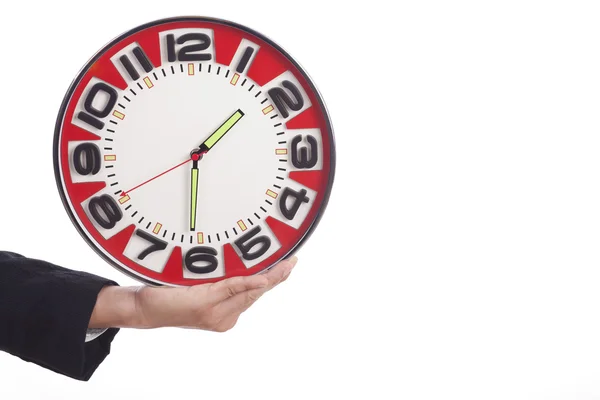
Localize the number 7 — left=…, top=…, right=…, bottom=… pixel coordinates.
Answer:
left=135, top=230, right=168, bottom=260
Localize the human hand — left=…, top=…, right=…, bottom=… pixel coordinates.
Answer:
left=89, top=257, right=297, bottom=332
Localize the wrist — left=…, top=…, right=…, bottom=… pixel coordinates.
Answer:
left=132, top=286, right=158, bottom=329
left=132, top=286, right=185, bottom=329
left=89, top=285, right=139, bottom=329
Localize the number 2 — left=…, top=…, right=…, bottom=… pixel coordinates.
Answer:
left=268, top=81, right=304, bottom=118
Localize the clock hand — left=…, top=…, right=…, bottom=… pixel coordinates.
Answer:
left=121, top=157, right=192, bottom=197
left=198, top=109, right=244, bottom=153
left=188, top=110, right=243, bottom=230
left=189, top=151, right=204, bottom=231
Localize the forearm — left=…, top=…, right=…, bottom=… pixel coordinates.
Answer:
left=89, top=286, right=180, bottom=329
left=88, top=286, right=142, bottom=329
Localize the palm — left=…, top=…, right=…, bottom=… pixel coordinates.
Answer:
left=134, top=258, right=296, bottom=331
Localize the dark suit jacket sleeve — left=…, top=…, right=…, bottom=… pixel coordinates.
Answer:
left=0, top=251, right=120, bottom=381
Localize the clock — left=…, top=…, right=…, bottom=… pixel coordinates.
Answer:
left=53, top=17, right=336, bottom=286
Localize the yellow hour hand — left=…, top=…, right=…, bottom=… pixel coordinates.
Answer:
left=198, top=109, right=244, bottom=152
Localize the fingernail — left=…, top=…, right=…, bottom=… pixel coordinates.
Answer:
left=288, top=256, right=298, bottom=268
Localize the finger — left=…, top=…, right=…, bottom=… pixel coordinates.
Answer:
left=210, top=274, right=269, bottom=303
left=261, top=256, right=298, bottom=289
left=218, top=286, right=268, bottom=317
left=218, top=257, right=298, bottom=316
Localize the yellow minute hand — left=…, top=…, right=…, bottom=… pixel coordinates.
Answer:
left=190, top=161, right=199, bottom=231
left=199, top=109, right=245, bottom=152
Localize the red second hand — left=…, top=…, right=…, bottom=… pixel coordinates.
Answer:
left=121, top=158, right=193, bottom=197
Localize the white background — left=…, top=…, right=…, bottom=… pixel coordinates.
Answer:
left=1, top=1, right=600, bottom=399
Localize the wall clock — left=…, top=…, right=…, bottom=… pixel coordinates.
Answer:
left=53, top=17, right=336, bottom=286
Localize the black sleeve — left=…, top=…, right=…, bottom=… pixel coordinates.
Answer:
left=0, top=251, right=120, bottom=381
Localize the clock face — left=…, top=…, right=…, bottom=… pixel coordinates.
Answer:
left=54, top=17, right=335, bottom=286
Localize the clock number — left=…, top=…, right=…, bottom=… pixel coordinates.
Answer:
left=135, top=230, right=167, bottom=260
left=120, top=46, right=154, bottom=80
left=88, top=195, right=122, bottom=230
left=279, top=187, right=310, bottom=220
left=185, top=246, right=218, bottom=274
left=77, top=82, right=118, bottom=130
left=234, top=227, right=272, bottom=261
left=166, top=33, right=212, bottom=62
left=267, top=80, right=304, bottom=119
left=291, top=134, right=319, bottom=169
left=236, top=46, right=255, bottom=73
left=73, top=143, right=101, bottom=175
